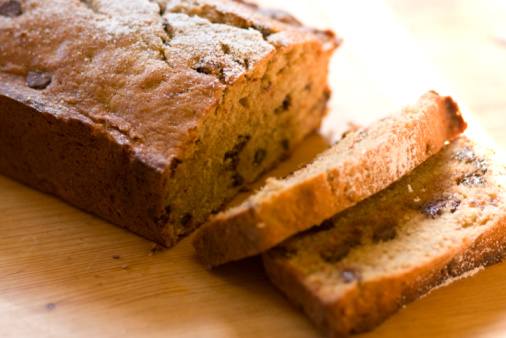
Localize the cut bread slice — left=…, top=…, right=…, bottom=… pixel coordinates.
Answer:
left=263, top=136, right=506, bottom=337
left=193, top=91, right=467, bottom=267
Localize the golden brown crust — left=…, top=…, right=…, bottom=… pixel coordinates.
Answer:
left=193, top=91, right=467, bottom=267
left=262, top=137, right=506, bottom=337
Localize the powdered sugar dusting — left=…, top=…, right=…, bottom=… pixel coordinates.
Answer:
left=163, top=12, right=274, bottom=83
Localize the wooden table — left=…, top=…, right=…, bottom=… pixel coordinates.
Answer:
left=2, top=1, right=506, bottom=337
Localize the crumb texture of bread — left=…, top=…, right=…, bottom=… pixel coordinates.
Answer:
left=263, top=136, right=506, bottom=337
left=193, top=91, right=467, bottom=267
left=0, top=0, right=338, bottom=246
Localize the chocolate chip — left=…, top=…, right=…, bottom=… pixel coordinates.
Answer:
left=321, top=246, right=352, bottom=263
left=169, top=158, right=182, bottom=178
left=373, top=225, right=396, bottom=243
left=425, top=143, right=431, bottom=155
left=341, top=270, right=361, bottom=283
left=0, top=0, right=22, bottom=17
left=421, top=198, right=447, bottom=218
left=231, top=173, right=244, bottom=187
left=181, top=213, right=192, bottom=227
left=251, top=23, right=273, bottom=40
left=320, top=232, right=361, bottom=263
left=224, top=135, right=250, bottom=170
left=194, top=59, right=226, bottom=83
left=450, top=199, right=461, bottom=213
left=26, top=70, right=52, bottom=90
left=421, top=197, right=461, bottom=218
left=275, top=95, right=292, bottom=113
left=253, top=149, right=266, bottom=166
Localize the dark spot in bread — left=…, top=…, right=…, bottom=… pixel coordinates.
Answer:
left=0, top=0, right=22, bottom=17
left=305, top=218, right=334, bottom=234
left=194, top=59, right=226, bottom=83
left=26, top=70, right=52, bottom=90
left=315, top=88, right=331, bottom=115
left=169, top=158, right=182, bottom=178
left=275, top=94, right=292, bottom=114
left=341, top=270, right=361, bottom=283
left=373, top=225, right=396, bottom=243
left=450, top=199, right=461, bottom=213
left=181, top=213, right=192, bottom=227
left=46, top=303, right=55, bottom=311
left=239, top=97, right=249, bottom=108
left=153, top=205, right=171, bottom=226
left=281, top=139, right=290, bottom=151
left=251, top=23, right=273, bottom=40
left=421, top=198, right=446, bottom=218
left=112, top=254, right=120, bottom=259
left=224, top=135, right=251, bottom=170
left=231, top=173, right=244, bottom=187
left=320, top=231, right=361, bottom=263
left=425, top=143, right=431, bottom=155
left=304, top=83, right=312, bottom=91
left=421, top=196, right=461, bottom=218
left=253, top=148, right=266, bottom=166
left=321, top=246, right=352, bottom=264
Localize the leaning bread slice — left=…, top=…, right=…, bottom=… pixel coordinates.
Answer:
left=263, top=136, right=506, bottom=337
left=193, top=91, right=467, bottom=267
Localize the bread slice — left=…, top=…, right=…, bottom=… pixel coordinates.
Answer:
left=193, top=91, right=467, bottom=267
left=263, top=136, right=506, bottom=337
left=0, top=0, right=337, bottom=247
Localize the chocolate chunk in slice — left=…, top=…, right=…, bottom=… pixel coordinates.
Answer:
left=0, top=0, right=22, bottom=17
left=26, top=70, right=52, bottom=90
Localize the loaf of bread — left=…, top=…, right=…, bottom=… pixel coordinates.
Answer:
left=263, top=136, right=506, bottom=337
left=0, top=0, right=338, bottom=246
left=193, top=91, right=467, bottom=267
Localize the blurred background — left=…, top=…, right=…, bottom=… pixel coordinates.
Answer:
left=258, top=0, right=506, bottom=147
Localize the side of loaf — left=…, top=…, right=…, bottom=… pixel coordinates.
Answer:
left=263, top=136, right=506, bottom=337
left=193, top=91, right=467, bottom=267
left=0, top=0, right=338, bottom=246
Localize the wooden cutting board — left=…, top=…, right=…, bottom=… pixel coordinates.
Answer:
left=2, top=1, right=506, bottom=337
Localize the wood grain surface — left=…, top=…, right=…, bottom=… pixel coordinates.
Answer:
left=2, top=1, right=506, bottom=337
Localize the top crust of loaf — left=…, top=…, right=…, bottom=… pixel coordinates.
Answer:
left=0, top=0, right=338, bottom=171
left=193, top=91, right=467, bottom=268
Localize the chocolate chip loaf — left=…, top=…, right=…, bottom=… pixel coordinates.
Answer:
left=263, top=136, right=506, bottom=337
left=193, top=91, right=467, bottom=267
left=0, top=0, right=338, bottom=246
